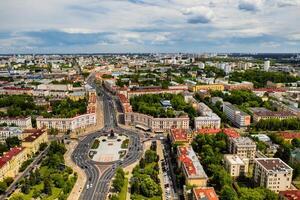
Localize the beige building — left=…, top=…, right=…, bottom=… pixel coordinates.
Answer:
left=22, top=129, right=48, bottom=155
left=253, top=158, right=293, bottom=193
left=190, top=84, right=224, bottom=92
left=0, top=147, right=27, bottom=181
left=125, top=112, right=189, bottom=132
left=224, top=154, right=249, bottom=177
left=229, top=137, right=256, bottom=161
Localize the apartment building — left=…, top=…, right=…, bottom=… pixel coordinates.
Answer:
left=0, top=116, right=32, bottom=129
left=191, top=84, right=224, bottom=92
left=22, top=129, right=48, bottom=155
left=194, top=114, right=221, bottom=130
left=177, top=146, right=208, bottom=187
left=36, top=113, right=96, bottom=132
left=0, top=87, right=33, bottom=95
left=0, top=147, right=27, bottom=181
left=0, top=127, right=22, bottom=142
left=253, top=158, right=293, bottom=192
left=229, top=137, right=256, bottom=160
left=224, top=154, right=249, bottom=177
left=224, top=81, right=254, bottom=91
left=192, top=187, right=219, bottom=200
left=250, top=107, right=297, bottom=122
left=223, top=102, right=251, bottom=127
left=125, top=112, right=189, bottom=132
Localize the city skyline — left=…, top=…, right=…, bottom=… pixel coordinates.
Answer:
left=0, top=0, right=300, bottom=54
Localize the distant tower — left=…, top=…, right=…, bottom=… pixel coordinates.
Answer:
left=264, top=60, right=270, bottom=71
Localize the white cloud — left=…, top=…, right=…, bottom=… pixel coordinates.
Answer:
left=238, top=0, right=263, bottom=11
left=182, top=6, right=215, bottom=24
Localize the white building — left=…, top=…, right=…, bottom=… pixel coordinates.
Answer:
left=253, top=158, right=293, bottom=193
left=223, top=102, right=251, bottom=127
left=194, top=113, right=221, bottom=130
left=224, top=154, right=249, bottom=177
left=264, top=60, right=270, bottom=72
left=0, top=117, right=32, bottom=129
left=36, top=113, right=96, bottom=132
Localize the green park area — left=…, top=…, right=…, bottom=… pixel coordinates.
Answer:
left=9, top=141, right=77, bottom=200
left=229, top=69, right=300, bottom=88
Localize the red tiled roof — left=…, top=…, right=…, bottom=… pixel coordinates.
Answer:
left=279, top=132, right=300, bottom=139
left=171, top=128, right=188, bottom=142
left=279, top=190, right=300, bottom=200
left=117, top=94, right=129, bottom=103
left=0, top=147, right=25, bottom=168
left=178, top=146, right=197, bottom=176
left=193, top=187, right=219, bottom=200
left=23, top=129, right=45, bottom=142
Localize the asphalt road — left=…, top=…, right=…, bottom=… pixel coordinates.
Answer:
left=72, top=74, right=143, bottom=200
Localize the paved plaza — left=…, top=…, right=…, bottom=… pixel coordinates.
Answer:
left=90, top=133, right=128, bottom=162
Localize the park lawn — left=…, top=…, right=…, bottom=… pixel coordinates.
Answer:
left=121, top=139, right=129, bottom=149
left=131, top=194, right=162, bottom=200
left=91, top=139, right=100, bottom=149
left=118, top=177, right=129, bottom=200
left=9, top=183, right=62, bottom=200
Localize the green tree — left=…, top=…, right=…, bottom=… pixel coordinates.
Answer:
left=43, top=179, right=52, bottom=195
left=0, top=181, right=7, bottom=194
left=220, top=185, right=238, bottom=200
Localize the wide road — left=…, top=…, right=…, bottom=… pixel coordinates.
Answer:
left=72, top=75, right=143, bottom=200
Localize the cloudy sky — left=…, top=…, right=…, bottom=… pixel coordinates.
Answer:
left=0, top=0, right=299, bottom=53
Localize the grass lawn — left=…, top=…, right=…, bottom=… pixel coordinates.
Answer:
left=118, top=177, right=129, bottom=200
left=121, top=139, right=129, bottom=149
left=9, top=183, right=62, bottom=200
left=91, top=139, right=100, bottom=149
left=131, top=194, right=162, bottom=200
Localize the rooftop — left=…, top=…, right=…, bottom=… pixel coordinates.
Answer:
left=178, top=146, right=207, bottom=179
left=279, top=190, right=300, bottom=200
left=171, top=128, right=189, bottom=142
left=193, top=187, right=219, bottom=200
left=196, top=128, right=240, bottom=138
left=231, top=137, right=256, bottom=147
left=23, top=128, right=46, bottom=142
left=224, top=154, right=246, bottom=165
left=255, top=158, right=292, bottom=172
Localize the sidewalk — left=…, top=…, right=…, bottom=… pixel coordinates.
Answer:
left=64, top=140, right=87, bottom=200
left=156, top=140, right=166, bottom=200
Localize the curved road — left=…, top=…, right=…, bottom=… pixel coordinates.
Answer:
left=72, top=78, right=143, bottom=200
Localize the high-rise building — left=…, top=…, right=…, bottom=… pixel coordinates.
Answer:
left=264, top=60, right=270, bottom=71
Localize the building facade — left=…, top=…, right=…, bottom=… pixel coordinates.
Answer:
left=0, top=116, right=32, bottom=129
left=229, top=137, right=256, bottom=160
left=125, top=112, right=189, bottom=132
left=224, top=154, right=249, bottom=177
left=223, top=102, right=251, bottom=127
left=0, top=147, right=27, bottom=181
left=253, top=158, right=293, bottom=193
